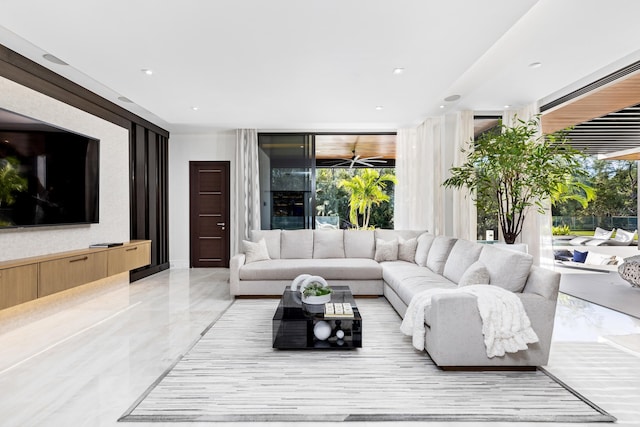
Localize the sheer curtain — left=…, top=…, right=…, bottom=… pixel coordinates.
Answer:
left=395, top=117, right=445, bottom=234
left=233, top=129, right=261, bottom=255
left=451, top=111, right=476, bottom=241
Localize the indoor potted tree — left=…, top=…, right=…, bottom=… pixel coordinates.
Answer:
left=443, top=115, right=588, bottom=244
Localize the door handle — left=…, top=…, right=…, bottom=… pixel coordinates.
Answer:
left=217, top=222, right=226, bottom=230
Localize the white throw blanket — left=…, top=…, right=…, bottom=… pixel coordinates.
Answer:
left=399, top=285, right=539, bottom=358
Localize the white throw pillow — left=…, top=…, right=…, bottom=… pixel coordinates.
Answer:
left=397, top=237, right=418, bottom=263
left=585, top=251, right=617, bottom=265
left=458, top=261, right=491, bottom=287
left=374, top=238, right=398, bottom=262
left=242, top=238, right=271, bottom=263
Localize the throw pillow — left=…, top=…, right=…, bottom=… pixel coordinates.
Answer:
left=572, top=250, right=588, bottom=263
left=374, top=238, right=398, bottom=262
left=585, top=251, right=617, bottom=265
left=458, top=261, right=491, bottom=287
left=397, top=237, right=418, bottom=263
left=242, top=238, right=271, bottom=263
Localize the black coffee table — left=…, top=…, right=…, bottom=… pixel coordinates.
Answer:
left=272, top=285, right=362, bottom=349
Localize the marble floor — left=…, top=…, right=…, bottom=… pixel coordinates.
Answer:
left=0, top=268, right=639, bottom=427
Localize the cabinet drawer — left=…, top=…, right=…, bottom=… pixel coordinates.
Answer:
left=39, top=252, right=108, bottom=297
left=0, top=264, right=38, bottom=310
left=107, top=242, right=151, bottom=276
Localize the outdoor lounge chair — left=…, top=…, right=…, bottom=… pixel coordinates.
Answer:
left=569, top=227, right=614, bottom=245
left=606, top=228, right=636, bottom=246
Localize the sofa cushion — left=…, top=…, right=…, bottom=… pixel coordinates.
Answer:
left=426, top=236, right=457, bottom=274
left=375, top=238, right=398, bottom=262
left=313, top=230, right=345, bottom=258
left=414, top=233, right=435, bottom=266
left=281, top=229, right=313, bottom=259
left=478, top=244, right=533, bottom=293
left=375, top=229, right=426, bottom=242
left=249, top=229, right=281, bottom=259
left=344, top=230, right=375, bottom=259
left=442, top=239, right=483, bottom=283
left=242, top=238, right=271, bottom=263
left=457, top=261, right=490, bottom=287
left=239, top=258, right=382, bottom=281
left=381, top=261, right=456, bottom=305
left=398, top=237, right=418, bottom=263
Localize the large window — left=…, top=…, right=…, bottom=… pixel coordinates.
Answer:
left=258, top=133, right=396, bottom=230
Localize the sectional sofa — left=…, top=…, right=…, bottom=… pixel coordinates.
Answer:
left=230, top=229, right=560, bottom=368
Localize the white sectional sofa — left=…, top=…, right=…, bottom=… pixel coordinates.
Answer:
left=230, top=229, right=560, bottom=368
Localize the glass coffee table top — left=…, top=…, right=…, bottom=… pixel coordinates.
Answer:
left=272, top=285, right=362, bottom=349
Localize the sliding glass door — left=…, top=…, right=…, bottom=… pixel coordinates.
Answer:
left=258, top=134, right=314, bottom=230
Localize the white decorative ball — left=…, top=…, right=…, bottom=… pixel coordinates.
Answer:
left=335, top=329, right=345, bottom=339
left=313, top=321, right=332, bottom=341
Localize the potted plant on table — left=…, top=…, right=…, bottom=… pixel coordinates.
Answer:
left=443, top=115, right=589, bottom=244
left=302, top=281, right=333, bottom=304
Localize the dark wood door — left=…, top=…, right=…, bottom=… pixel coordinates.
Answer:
left=189, top=161, right=230, bottom=267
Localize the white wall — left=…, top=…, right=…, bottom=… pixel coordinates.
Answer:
left=168, top=131, right=236, bottom=268
left=0, top=76, right=129, bottom=262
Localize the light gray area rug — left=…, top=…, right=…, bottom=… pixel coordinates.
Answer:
left=560, top=270, right=640, bottom=319
left=120, top=298, right=615, bottom=423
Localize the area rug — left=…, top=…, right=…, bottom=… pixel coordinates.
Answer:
left=119, top=298, right=615, bottom=423
left=559, top=270, right=640, bottom=319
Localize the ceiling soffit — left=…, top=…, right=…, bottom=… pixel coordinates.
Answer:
left=541, top=61, right=640, bottom=156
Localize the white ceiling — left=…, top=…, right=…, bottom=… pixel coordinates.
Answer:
left=1, top=0, right=640, bottom=134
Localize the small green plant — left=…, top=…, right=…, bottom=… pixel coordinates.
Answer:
left=552, top=225, right=571, bottom=236
left=302, top=282, right=333, bottom=297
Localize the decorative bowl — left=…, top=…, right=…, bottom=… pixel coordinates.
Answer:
left=302, top=293, right=331, bottom=305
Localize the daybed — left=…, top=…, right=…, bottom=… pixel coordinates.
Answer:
left=230, top=229, right=560, bottom=368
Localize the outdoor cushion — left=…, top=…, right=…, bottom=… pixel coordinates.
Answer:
left=313, top=230, right=345, bottom=258
left=573, top=250, right=588, bottom=263
left=281, top=229, right=313, bottom=259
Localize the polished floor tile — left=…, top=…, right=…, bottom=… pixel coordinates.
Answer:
left=0, top=268, right=638, bottom=427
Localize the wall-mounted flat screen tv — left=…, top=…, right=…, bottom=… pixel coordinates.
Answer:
left=0, top=108, right=99, bottom=229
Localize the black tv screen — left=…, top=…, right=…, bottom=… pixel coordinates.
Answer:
left=0, top=108, right=99, bottom=229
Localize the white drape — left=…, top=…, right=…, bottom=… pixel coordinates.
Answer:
left=233, top=129, right=261, bottom=256
left=395, top=117, right=445, bottom=234
left=395, top=113, right=475, bottom=239
left=451, top=111, right=476, bottom=241
left=502, top=103, right=552, bottom=266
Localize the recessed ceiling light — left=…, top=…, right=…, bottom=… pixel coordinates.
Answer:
left=392, top=68, right=405, bottom=75
left=375, top=106, right=384, bottom=111
left=444, top=94, right=461, bottom=102
left=42, top=53, right=68, bottom=65
left=141, top=68, right=154, bottom=75
left=191, top=106, right=199, bottom=111
left=528, top=62, right=542, bottom=69
left=504, top=105, right=511, bottom=109
left=439, top=105, right=445, bottom=109
left=118, top=96, right=133, bottom=103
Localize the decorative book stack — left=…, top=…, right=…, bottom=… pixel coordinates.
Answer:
left=324, top=302, right=354, bottom=318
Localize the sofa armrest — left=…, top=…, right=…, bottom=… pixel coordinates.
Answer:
left=230, top=253, right=246, bottom=296
left=426, top=290, right=557, bottom=366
